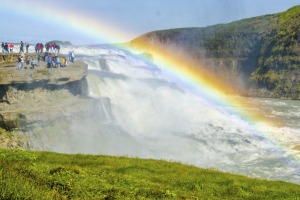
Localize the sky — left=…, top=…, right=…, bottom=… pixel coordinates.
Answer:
left=0, top=0, right=300, bottom=45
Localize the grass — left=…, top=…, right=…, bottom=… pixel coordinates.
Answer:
left=0, top=149, right=300, bottom=199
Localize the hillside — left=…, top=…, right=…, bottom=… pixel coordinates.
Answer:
left=131, top=6, right=300, bottom=99
left=1, top=148, right=300, bottom=199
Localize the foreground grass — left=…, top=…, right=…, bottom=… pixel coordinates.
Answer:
left=0, top=149, right=300, bottom=199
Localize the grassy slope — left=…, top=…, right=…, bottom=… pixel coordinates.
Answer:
left=1, top=149, right=300, bottom=199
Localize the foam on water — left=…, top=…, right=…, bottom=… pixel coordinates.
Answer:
left=12, top=44, right=299, bottom=183
left=79, top=45, right=300, bottom=183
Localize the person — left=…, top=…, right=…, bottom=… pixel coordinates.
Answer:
left=1, top=42, right=4, bottom=53
left=17, top=55, right=23, bottom=70
left=4, top=43, right=8, bottom=53
left=71, top=51, right=75, bottom=63
left=37, top=54, right=41, bottom=67
left=25, top=57, right=30, bottom=69
left=9, top=43, right=14, bottom=53
left=45, top=43, right=49, bottom=52
left=63, top=57, right=68, bottom=67
left=61, top=57, right=65, bottom=67
left=31, top=59, right=37, bottom=69
left=36, top=43, right=41, bottom=53
left=49, top=43, right=53, bottom=52
left=47, top=56, right=52, bottom=68
left=20, top=41, right=24, bottom=53
left=54, top=56, right=60, bottom=68
left=40, top=43, right=44, bottom=53
left=35, top=43, right=38, bottom=53
left=57, top=44, right=60, bottom=54
left=26, top=43, right=29, bottom=53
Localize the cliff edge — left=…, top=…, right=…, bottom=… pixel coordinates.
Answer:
left=0, top=53, right=98, bottom=149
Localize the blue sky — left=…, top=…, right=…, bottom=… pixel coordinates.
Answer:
left=0, top=0, right=300, bottom=45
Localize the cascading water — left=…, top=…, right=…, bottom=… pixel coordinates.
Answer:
left=42, top=45, right=300, bottom=184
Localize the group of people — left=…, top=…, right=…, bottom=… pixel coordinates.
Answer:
left=1, top=42, right=14, bottom=53
left=45, top=43, right=61, bottom=53
left=3, top=40, right=76, bottom=70
left=34, top=43, right=44, bottom=54
left=2, top=41, right=40, bottom=53
left=19, top=41, right=30, bottom=53
left=2, top=41, right=63, bottom=54
left=18, top=53, right=69, bottom=70
left=45, top=53, right=68, bottom=68
left=17, top=53, right=41, bottom=70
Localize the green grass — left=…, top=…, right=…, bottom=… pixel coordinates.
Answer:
left=0, top=148, right=300, bottom=199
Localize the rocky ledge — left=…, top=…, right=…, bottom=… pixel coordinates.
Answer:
left=0, top=53, right=100, bottom=149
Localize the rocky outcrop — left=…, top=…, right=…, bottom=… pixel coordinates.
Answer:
left=0, top=53, right=97, bottom=132
left=0, top=128, right=29, bottom=149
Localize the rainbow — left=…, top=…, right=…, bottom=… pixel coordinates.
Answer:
left=1, top=1, right=299, bottom=159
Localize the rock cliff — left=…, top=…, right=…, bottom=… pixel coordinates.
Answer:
left=131, top=6, right=300, bottom=99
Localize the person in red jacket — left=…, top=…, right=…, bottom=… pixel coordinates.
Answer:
left=9, top=43, right=14, bottom=53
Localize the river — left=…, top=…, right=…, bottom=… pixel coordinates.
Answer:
left=49, top=44, right=300, bottom=184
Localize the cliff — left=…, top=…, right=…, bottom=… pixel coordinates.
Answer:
left=0, top=53, right=99, bottom=149
left=131, top=6, right=300, bottom=99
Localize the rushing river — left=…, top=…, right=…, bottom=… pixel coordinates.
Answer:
left=36, top=44, right=300, bottom=184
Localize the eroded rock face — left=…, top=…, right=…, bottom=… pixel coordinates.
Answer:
left=0, top=129, right=29, bottom=149
left=0, top=53, right=19, bottom=64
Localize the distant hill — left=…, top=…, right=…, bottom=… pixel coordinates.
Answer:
left=131, top=6, right=300, bottom=99
left=46, top=40, right=72, bottom=45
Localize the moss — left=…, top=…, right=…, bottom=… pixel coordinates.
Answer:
left=0, top=127, right=13, bottom=137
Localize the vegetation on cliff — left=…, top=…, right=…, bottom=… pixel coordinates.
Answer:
left=252, top=6, right=300, bottom=99
left=131, top=6, right=300, bottom=99
left=0, top=148, right=300, bottom=199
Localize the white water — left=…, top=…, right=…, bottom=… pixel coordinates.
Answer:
left=36, top=45, right=300, bottom=184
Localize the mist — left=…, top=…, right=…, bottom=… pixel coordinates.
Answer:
left=24, top=44, right=300, bottom=184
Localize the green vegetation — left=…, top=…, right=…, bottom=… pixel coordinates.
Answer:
left=131, top=6, right=300, bottom=99
left=0, top=148, right=300, bottom=199
left=254, top=6, right=300, bottom=98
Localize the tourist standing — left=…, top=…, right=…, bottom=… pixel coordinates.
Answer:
left=4, top=43, right=8, bottom=53
left=9, top=43, right=14, bottom=53
left=71, top=51, right=75, bottom=63
left=40, top=43, right=44, bottom=53
left=18, top=55, right=23, bottom=70
left=20, top=41, right=24, bottom=53
left=26, top=43, right=29, bottom=53
left=37, top=54, right=41, bottom=67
